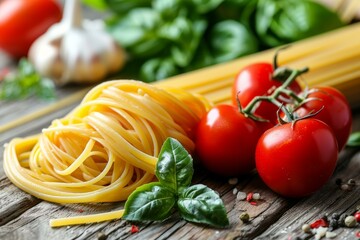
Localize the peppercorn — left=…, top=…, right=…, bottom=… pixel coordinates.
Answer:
left=338, top=214, right=348, bottom=227
left=240, top=212, right=250, bottom=223
left=328, top=219, right=339, bottom=231
left=347, top=179, right=356, bottom=186
left=331, top=212, right=340, bottom=220
left=335, top=178, right=342, bottom=186
left=344, top=216, right=357, bottom=228
left=96, top=232, right=107, bottom=240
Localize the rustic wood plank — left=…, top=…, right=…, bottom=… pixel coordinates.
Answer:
left=255, top=150, right=360, bottom=240
left=0, top=178, right=40, bottom=226
left=0, top=101, right=359, bottom=239
left=0, top=86, right=84, bottom=126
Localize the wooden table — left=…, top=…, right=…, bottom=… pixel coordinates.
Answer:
left=0, top=77, right=359, bottom=240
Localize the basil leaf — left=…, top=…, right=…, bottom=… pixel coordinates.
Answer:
left=153, top=0, right=186, bottom=19
left=177, top=184, right=229, bottom=228
left=256, top=0, right=343, bottom=47
left=156, top=138, right=194, bottom=193
left=209, top=20, right=258, bottom=64
left=164, top=18, right=206, bottom=67
left=347, top=132, right=360, bottom=147
left=82, top=0, right=108, bottom=10
left=0, top=59, right=56, bottom=101
left=190, top=0, right=224, bottom=14
left=105, top=0, right=151, bottom=15
left=123, top=182, right=176, bottom=221
left=140, top=58, right=179, bottom=82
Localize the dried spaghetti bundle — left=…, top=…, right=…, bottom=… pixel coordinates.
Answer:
left=4, top=80, right=209, bottom=203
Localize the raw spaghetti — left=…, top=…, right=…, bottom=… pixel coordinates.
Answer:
left=3, top=80, right=210, bottom=207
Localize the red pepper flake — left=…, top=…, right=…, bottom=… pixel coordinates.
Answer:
left=246, top=192, right=253, bottom=202
left=131, top=225, right=139, bottom=234
left=78, top=209, right=84, bottom=213
left=356, top=231, right=360, bottom=238
left=250, top=201, right=257, bottom=206
left=354, top=212, right=360, bottom=223
left=310, top=218, right=328, bottom=229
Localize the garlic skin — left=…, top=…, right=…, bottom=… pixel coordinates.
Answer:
left=28, top=0, right=126, bottom=85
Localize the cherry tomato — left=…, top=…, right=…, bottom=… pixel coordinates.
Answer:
left=232, top=63, right=302, bottom=124
left=0, top=0, right=62, bottom=58
left=256, top=118, right=338, bottom=198
left=295, top=86, right=352, bottom=151
left=195, top=104, right=262, bottom=177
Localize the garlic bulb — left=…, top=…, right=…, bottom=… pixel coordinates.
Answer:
left=28, top=0, right=126, bottom=85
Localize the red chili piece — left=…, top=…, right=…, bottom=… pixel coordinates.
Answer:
left=246, top=192, right=253, bottom=202
left=356, top=231, right=360, bottom=238
left=310, top=218, right=328, bottom=229
left=131, top=225, right=139, bottom=234
left=250, top=201, right=257, bottom=206
left=354, top=212, right=360, bottom=223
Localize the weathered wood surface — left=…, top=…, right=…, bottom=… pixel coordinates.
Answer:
left=0, top=85, right=359, bottom=240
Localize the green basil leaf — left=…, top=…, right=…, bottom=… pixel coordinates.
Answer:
left=105, top=0, right=151, bottom=15
left=256, top=0, right=344, bottom=47
left=166, top=18, right=207, bottom=67
left=347, top=132, right=360, bottom=147
left=109, top=8, right=165, bottom=57
left=178, top=184, right=229, bottom=228
left=123, top=182, right=176, bottom=221
left=190, top=0, right=224, bottom=14
left=156, top=138, right=194, bottom=193
left=82, top=0, right=108, bottom=10
left=153, top=0, right=186, bottom=19
left=0, top=59, right=56, bottom=101
left=209, top=20, right=258, bottom=64
left=140, top=58, right=179, bottom=82
left=186, top=44, right=214, bottom=72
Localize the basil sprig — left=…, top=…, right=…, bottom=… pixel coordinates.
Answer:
left=123, top=138, right=229, bottom=228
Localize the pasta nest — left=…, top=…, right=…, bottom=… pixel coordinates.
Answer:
left=4, top=80, right=210, bottom=203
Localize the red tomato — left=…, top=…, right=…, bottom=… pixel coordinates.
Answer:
left=232, top=63, right=302, bottom=124
left=0, top=0, right=62, bottom=58
left=195, top=104, right=262, bottom=177
left=256, top=119, right=338, bottom=198
left=295, top=86, right=352, bottom=151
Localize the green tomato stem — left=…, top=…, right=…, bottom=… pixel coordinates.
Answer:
left=242, top=67, right=309, bottom=120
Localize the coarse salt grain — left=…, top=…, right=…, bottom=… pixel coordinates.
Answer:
left=252, top=193, right=261, bottom=200
left=315, top=227, right=328, bottom=239
left=233, top=188, right=238, bottom=195
left=325, top=231, right=337, bottom=239
left=236, top=191, right=247, bottom=200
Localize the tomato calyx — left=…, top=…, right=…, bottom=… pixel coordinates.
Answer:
left=240, top=67, right=309, bottom=122
left=277, top=104, right=325, bottom=129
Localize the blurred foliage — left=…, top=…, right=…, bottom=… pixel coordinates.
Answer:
left=84, top=0, right=344, bottom=82
left=0, top=59, right=55, bottom=100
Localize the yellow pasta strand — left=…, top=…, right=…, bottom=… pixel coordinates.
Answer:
left=3, top=80, right=209, bottom=206
left=49, top=210, right=125, bottom=227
